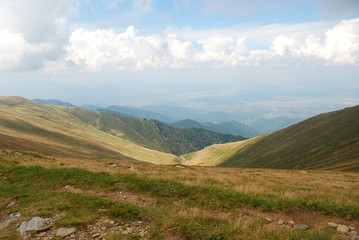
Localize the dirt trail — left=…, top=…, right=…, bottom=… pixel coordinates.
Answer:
left=57, top=185, right=157, bottom=208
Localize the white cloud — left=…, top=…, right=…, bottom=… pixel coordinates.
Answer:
left=66, top=18, right=359, bottom=71
left=66, top=26, right=194, bottom=70
left=0, top=0, right=73, bottom=71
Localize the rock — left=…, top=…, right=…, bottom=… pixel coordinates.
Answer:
left=0, top=212, right=21, bottom=230
left=349, top=227, right=356, bottom=231
left=288, top=220, right=295, bottom=225
left=101, top=226, right=106, bottom=231
left=327, top=222, right=338, bottom=228
left=7, top=201, right=17, bottom=208
left=18, top=217, right=46, bottom=234
left=349, top=231, right=358, bottom=238
left=294, top=224, right=309, bottom=230
left=265, top=218, right=272, bottom=222
left=277, top=220, right=284, bottom=225
left=55, top=227, right=77, bottom=237
left=337, top=225, right=349, bottom=233
left=128, top=167, right=136, bottom=171
left=299, top=171, right=307, bottom=174
left=109, top=220, right=115, bottom=225
left=109, top=164, right=117, bottom=167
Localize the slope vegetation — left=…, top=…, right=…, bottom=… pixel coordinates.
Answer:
left=68, top=107, right=244, bottom=156
left=220, top=105, right=359, bottom=171
left=0, top=96, right=176, bottom=164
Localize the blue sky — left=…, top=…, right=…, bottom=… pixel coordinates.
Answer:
left=0, top=0, right=359, bottom=119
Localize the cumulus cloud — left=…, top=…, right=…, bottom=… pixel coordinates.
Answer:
left=66, top=26, right=195, bottom=70
left=66, top=18, right=359, bottom=71
left=0, top=0, right=73, bottom=71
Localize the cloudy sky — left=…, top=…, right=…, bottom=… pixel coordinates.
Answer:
left=0, top=0, right=358, bottom=117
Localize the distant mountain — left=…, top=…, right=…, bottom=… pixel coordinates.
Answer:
left=33, top=98, right=75, bottom=107
left=248, top=117, right=302, bottom=133
left=171, top=119, right=260, bottom=138
left=80, top=104, right=102, bottom=111
left=171, top=119, right=203, bottom=129
left=105, top=105, right=173, bottom=123
left=184, top=105, right=359, bottom=171
left=142, top=105, right=240, bottom=122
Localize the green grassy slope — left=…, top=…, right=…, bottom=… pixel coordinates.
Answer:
left=0, top=96, right=176, bottom=164
left=219, top=105, right=359, bottom=171
left=68, top=107, right=245, bottom=156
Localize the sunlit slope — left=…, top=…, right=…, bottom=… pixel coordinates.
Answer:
left=0, top=96, right=177, bottom=164
left=181, top=137, right=263, bottom=166
left=219, top=105, right=359, bottom=171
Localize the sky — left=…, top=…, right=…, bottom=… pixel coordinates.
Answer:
left=0, top=0, right=359, bottom=119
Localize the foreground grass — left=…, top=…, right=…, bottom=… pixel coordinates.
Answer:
left=0, top=165, right=352, bottom=239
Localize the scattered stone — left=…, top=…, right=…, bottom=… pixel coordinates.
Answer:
left=288, top=220, right=295, bottom=225
left=327, top=222, right=338, bottom=228
left=6, top=201, right=17, bottom=208
left=0, top=212, right=21, bottom=230
left=277, top=220, right=284, bottom=225
left=349, top=231, right=358, bottom=239
left=294, top=224, right=309, bottom=230
left=337, top=225, right=349, bottom=233
left=18, top=217, right=47, bottom=234
left=55, top=227, right=77, bottom=237
left=123, top=196, right=127, bottom=200
left=265, top=218, right=272, bottom=222
left=101, top=226, right=106, bottom=231
left=109, top=220, right=115, bottom=225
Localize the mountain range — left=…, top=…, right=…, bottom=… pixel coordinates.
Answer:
left=33, top=98, right=301, bottom=135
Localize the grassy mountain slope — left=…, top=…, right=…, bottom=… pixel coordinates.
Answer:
left=0, top=96, right=176, bottom=164
left=181, top=137, right=262, bottom=166
left=68, top=107, right=245, bottom=156
left=219, top=105, right=359, bottom=171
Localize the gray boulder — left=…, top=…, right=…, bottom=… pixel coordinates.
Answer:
left=55, top=227, right=77, bottom=237
left=18, top=217, right=46, bottom=234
